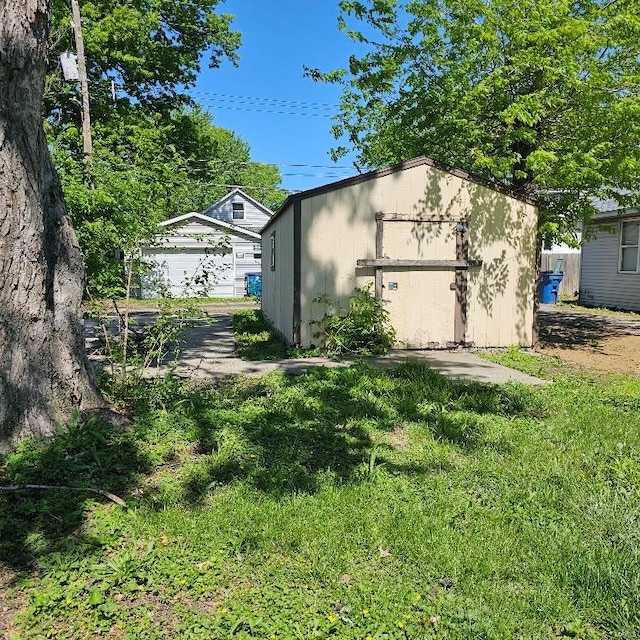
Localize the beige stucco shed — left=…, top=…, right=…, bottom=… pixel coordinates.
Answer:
left=261, top=156, right=538, bottom=349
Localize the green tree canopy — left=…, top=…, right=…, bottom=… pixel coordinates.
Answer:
left=51, top=106, right=285, bottom=297
left=44, top=0, right=285, bottom=296
left=46, top=0, right=240, bottom=121
left=311, top=0, right=640, bottom=242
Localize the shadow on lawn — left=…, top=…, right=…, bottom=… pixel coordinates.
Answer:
left=0, top=361, right=537, bottom=572
left=538, top=309, right=640, bottom=349
left=0, top=414, right=150, bottom=572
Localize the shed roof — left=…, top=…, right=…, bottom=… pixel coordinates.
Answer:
left=262, top=155, right=537, bottom=234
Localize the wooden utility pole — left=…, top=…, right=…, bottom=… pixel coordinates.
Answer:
left=70, top=0, right=92, bottom=162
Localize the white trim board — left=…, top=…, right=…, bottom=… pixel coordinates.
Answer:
left=159, top=212, right=261, bottom=240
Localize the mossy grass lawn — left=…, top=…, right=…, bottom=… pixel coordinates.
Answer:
left=2, top=355, right=640, bottom=638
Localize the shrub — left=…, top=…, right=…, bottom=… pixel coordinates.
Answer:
left=312, top=285, right=396, bottom=355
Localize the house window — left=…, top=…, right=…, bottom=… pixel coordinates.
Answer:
left=619, top=220, right=640, bottom=273
left=270, top=231, right=276, bottom=271
left=232, top=202, right=245, bottom=220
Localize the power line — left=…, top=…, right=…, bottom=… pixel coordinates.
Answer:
left=75, top=153, right=357, bottom=172
left=169, top=158, right=356, bottom=170
left=176, top=181, right=301, bottom=194
left=88, top=80, right=341, bottom=116
left=166, top=101, right=337, bottom=118
left=185, top=90, right=337, bottom=109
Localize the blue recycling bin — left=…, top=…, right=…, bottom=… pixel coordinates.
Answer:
left=245, top=272, right=262, bottom=298
left=539, top=271, right=564, bottom=304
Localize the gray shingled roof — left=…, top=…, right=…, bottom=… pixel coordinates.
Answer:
left=591, top=189, right=635, bottom=218
left=592, top=190, right=634, bottom=214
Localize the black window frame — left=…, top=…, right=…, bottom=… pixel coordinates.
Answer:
left=232, top=202, right=245, bottom=220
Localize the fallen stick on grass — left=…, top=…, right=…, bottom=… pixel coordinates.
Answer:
left=0, top=484, right=127, bottom=507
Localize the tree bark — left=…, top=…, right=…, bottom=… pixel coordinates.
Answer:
left=0, top=0, right=103, bottom=450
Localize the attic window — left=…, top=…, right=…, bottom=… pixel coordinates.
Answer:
left=619, top=219, right=640, bottom=273
left=232, top=202, right=245, bottom=220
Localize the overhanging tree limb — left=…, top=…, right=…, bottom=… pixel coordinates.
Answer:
left=311, top=0, right=640, bottom=242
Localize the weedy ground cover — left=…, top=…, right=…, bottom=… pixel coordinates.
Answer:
left=1, top=356, right=639, bottom=638
left=232, top=309, right=320, bottom=360
left=554, top=302, right=640, bottom=320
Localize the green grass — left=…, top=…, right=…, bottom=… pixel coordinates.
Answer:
left=555, top=301, right=640, bottom=320
left=232, top=309, right=320, bottom=360
left=2, top=358, right=640, bottom=638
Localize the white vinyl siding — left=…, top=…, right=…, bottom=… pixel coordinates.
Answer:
left=141, top=248, right=234, bottom=298
left=140, top=217, right=261, bottom=299
left=619, top=220, right=640, bottom=273
left=580, top=221, right=640, bottom=312
left=202, top=190, right=272, bottom=231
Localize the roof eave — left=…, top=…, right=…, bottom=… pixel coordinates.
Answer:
left=159, top=212, right=261, bottom=239
left=261, top=155, right=537, bottom=235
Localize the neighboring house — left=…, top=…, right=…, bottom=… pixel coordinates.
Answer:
left=579, top=196, right=640, bottom=311
left=261, top=156, right=538, bottom=349
left=140, top=189, right=272, bottom=298
left=201, top=188, right=274, bottom=233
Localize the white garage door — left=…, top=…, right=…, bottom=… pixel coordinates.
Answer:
left=141, top=248, right=234, bottom=298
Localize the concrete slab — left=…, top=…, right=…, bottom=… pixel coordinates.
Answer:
left=170, top=350, right=545, bottom=385
left=168, top=314, right=546, bottom=385
left=369, top=351, right=547, bottom=385
left=88, top=311, right=547, bottom=386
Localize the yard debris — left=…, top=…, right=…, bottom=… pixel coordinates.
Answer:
left=0, top=483, right=127, bottom=507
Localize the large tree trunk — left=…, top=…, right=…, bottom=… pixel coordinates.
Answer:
left=0, top=0, right=103, bottom=450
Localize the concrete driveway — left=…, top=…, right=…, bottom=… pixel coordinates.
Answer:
left=86, top=306, right=547, bottom=385
left=167, top=313, right=546, bottom=385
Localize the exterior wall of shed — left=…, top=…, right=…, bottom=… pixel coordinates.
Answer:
left=140, top=220, right=259, bottom=298
left=295, top=164, right=537, bottom=348
left=580, top=221, right=640, bottom=312
left=261, top=204, right=295, bottom=342
left=203, top=193, right=271, bottom=231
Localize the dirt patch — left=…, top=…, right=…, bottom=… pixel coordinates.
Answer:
left=538, top=335, right=640, bottom=375
left=0, top=568, right=22, bottom=638
left=384, top=426, right=411, bottom=450
left=538, top=308, right=640, bottom=375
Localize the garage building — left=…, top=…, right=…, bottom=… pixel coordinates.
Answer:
left=261, top=156, right=538, bottom=349
left=140, top=189, right=271, bottom=298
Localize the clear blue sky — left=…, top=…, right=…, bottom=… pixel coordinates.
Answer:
left=190, top=0, right=364, bottom=194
